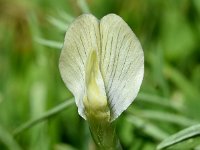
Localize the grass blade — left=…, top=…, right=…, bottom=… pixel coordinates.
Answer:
left=126, top=115, right=169, bottom=141
left=164, top=65, right=200, bottom=100
left=48, top=16, right=68, bottom=31
left=0, top=125, right=22, bottom=150
left=137, top=93, right=183, bottom=111
left=13, top=98, right=74, bottom=136
left=35, top=37, right=63, bottom=49
left=129, top=109, right=198, bottom=127
left=77, top=0, right=90, bottom=13
left=157, top=124, right=200, bottom=150
left=58, top=11, right=74, bottom=23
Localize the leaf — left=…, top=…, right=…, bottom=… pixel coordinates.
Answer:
left=137, top=93, right=183, bottom=111
left=13, top=98, right=74, bottom=136
left=35, top=37, right=63, bottom=49
left=54, top=143, right=78, bottom=150
left=164, top=65, right=200, bottom=119
left=129, top=109, right=198, bottom=127
left=157, top=124, right=200, bottom=150
left=77, top=0, right=90, bottom=13
left=57, top=11, right=74, bottom=23
left=164, top=65, right=200, bottom=100
left=48, top=16, right=68, bottom=31
left=126, top=115, right=169, bottom=141
left=0, top=125, right=22, bottom=150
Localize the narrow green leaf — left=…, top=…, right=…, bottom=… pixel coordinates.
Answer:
left=137, top=93, right=183, bottom=111
left=35, top=37, right=63, bottom=49
left=130, top=109, right=198, bottom=127
left=0, top=125, right=22, bottom=150
left=164, top=65, right=200, bottom=118
left=126, top=115, right=169, bottom=141
left=164, top=65, right=200, bottom=100
left=157, top=124, right=200, bottom=150
left=58, top=11, right=74, bottom=23
left=48, top=16, right=68, bottom=31
left=13, top=98, right=74, bottom=136
left=54, top=143, right=78, bottom=150
left=0, top=92, right=2, bottom=104
left=77, top=0, right=90, bottom=13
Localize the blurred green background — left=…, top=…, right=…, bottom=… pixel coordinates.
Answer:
left=0, top=0, right=200, bottom=149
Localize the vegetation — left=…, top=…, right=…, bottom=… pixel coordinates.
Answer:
left=0, top=0, right=200, bottom=149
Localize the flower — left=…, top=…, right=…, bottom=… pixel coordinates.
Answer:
left=59, top=14, right=144, bottom=122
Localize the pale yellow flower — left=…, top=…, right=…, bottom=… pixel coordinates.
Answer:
left=59, top=14, right=144, bottom=122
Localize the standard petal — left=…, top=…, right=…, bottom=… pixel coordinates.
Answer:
left=100, top=14, right=144, bottom=121
left=59, top=14, right=100, bottom=119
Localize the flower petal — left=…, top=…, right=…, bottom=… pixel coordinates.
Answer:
left=99, top=14, right=144, bottom=121
left=59, top=14, right=100, bottom=119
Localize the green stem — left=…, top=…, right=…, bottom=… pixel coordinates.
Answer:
left=0, top=125, right=22, bottom=150
left=13, top=98, right=74, bottom=136
left=88, top=117, right=122, bottom=150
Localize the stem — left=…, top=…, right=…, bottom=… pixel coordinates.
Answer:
left=88, top=117, right=122, bottom=150
left=13, top=98, right=74, bottom=136
left=0, top=125, right=22, bottom=150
